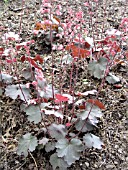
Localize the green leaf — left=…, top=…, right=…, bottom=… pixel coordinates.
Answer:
left=0, top=73, right=13, bottom=83
left=88, top=57, right=108, bottom=79
left=44, top=109, right=63, bottom=119
left=75, top=119, right=94, bottom=132
left=22, top=67, right=33, bottom=80
left=40, top=102, right=50, bottom=109
left=78, top=103, right=102, bottom=121
left=39, top=84, right=58, bottom=99
left=56, top=138, right=83, bottom=165
left=45, top=141, right=56, bottom=152
left=39, top=137, right=49, bottom=145
left=5, top=84, right=31, bottom=101
left=24, top=105, right=42, bottom=123
left=48, top=124, right=67, bottom=140
left=61, top=54, right=73, bottom=65
left=17, top=133, right=38, bottom=157
left=106, top=73, right=120, bottom=84
left=83, top=133, right=104, bottom=149
left=50, top=153, right=69, bottom=170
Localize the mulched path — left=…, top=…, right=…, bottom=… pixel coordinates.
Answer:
left=0, top=0, right=128, bottom=170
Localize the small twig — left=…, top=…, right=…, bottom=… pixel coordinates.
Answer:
left=29, top=151, right=38, bottom=169
left=16, top=160, right=26, bottom=170
left=9, top=6, right=26, bottom=12
left=18, top=0, right=25, bottom=34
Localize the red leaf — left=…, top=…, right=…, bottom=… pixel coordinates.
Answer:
left=65, top=43, right=90, bottom=58
left=84, top=41, right=91, bottom=49
left=87, top=99, right=105, bottom=110
left=55, top=94, right=69, bottom=102
left=98, top=40, right=108, bottom=45
left=114, top=59, right=125, bottom=65
left=26, top=57, right=42, bottom=70
left=53, top=15, right=60, bottom=23
left=105, top=35, right=116, bottom=40
left=29, top=59, right=41, bottom=70
left=16, top=45, right=22, bottom=50
left=21, top=55, right=42, bottom=69
left=113, top=84, right=122, bottom=89
left=79, top=104, right=86, bottom=110
left=21, top=56, right=26, bottom=62
left=65, top=43, right=73, bottom=51
left=36, top=98, right=48, bottom=103
left=114, top=45, right=121, bottom=52
left=43, top=98, right=48, bottom=103
left=35, top=22, right=58, bottom=31
left=75, top=92, right=82, bottom=97
left=0, top=47, right=4, bottom=55
left=6, top=58, right=16, bottom=63
left=73, top=38, right=91, bottom=49
left=66, top=122, right=72, bottom=127
left=35, top=22, right=46, bottom=30
left=34, top=55, right=43, bottom=64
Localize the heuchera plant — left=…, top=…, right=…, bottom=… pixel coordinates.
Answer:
left=0, top=0, right=127, bottom=169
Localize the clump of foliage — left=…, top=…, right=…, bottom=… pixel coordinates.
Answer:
left=0, top=0, right=127, bottom=169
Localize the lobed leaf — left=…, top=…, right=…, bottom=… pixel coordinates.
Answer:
left=17, top=133, right=38, bottom=157
left=88, top=57, right=108, bottom=79
left=0, top=73, right=13, bottom=83
left=24, top=105, right=42, bottom=123
left=22, top=67, right=33, bottom=80
left=75, top=119, right=94, bottom=132
left=45, top=141, right=56, bottom=152
left=48, top=124, right=67, bottom=140
left=50, top=153, right=69, bottom=170
left=61, top=54, right=73, bottom=65
left=106, top=73, right=120, bottom=84
left=5, top=84, right=31, bottom=101
left=39, top=84, right=58, bottom=99
left=78, top=103, right=102, bottom=120
left=39, top=137, right=49, bottom=145
left=83, top=133, right=104, bottom=149
left=56, top=138, right=84, bottom=165
left=44, top=109, right=63, bottom=119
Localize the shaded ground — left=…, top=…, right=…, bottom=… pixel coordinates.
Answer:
left=0, top=0, right=128, bottom=170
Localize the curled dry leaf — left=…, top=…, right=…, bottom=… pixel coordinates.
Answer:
left=65, top=43, right=90, bottom=58
left=87, top=99, right=105, bottom=110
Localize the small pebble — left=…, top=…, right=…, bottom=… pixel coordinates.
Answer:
left=115, top=145, right=119, bottom=149
left=85, top=162, right=89, bottom=167
left=94, top=164, right=98, bottom=168
left=114, top=161, right=118, bottom=165
left=118, top=148, right=122, bottom=153
left=106, top=164, right=115, bottom=169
